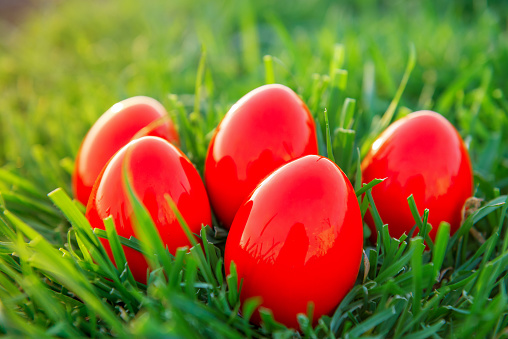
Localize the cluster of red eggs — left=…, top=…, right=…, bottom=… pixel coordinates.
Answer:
left=73, top=85, right=473, bottom=328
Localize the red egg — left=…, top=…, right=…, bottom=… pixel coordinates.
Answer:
left=73, top=96, right=179, bottom=205
left=86, top=136, right=211, bottom=284
left=225, top=155, right=363, bottom=329
left=361, top=110, right=473, bottom=242
left=205, top=84, right=318, bottom=228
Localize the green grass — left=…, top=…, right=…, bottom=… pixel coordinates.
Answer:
left=0, top=0, right=507, bottom=337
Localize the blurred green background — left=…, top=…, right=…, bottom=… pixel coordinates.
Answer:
left=1, top=0, right=507, bottom=194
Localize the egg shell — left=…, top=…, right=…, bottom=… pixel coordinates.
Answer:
left=225, top=155, right=363, bottom=329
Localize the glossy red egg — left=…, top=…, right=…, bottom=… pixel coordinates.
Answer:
left=73, top=96, right=179, bottom=205
left=205, top=84, right=318, bottom=228
left=225, top=155, right=363, bottom=329
left=86, top=136, right=211, bottom=284
left=361, top=110, right=473, bottom=242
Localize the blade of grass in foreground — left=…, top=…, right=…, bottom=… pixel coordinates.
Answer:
left=2, top=209, right=127, bottom=336
left=324, top=108, right=336, bottom=162
left=432, top=222, right=451, bottom=280
left=165, top=194, right=220, bottom=291
left=104, top=216, right=137, bottom=286
left=122, top=162, right=172, bottom=281
left=264, top=55, right=275, bottom=84
left=47, top=189, right=130, bottom=286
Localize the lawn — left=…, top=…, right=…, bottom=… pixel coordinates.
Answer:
left=0, top=0, right=507, bottom=337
